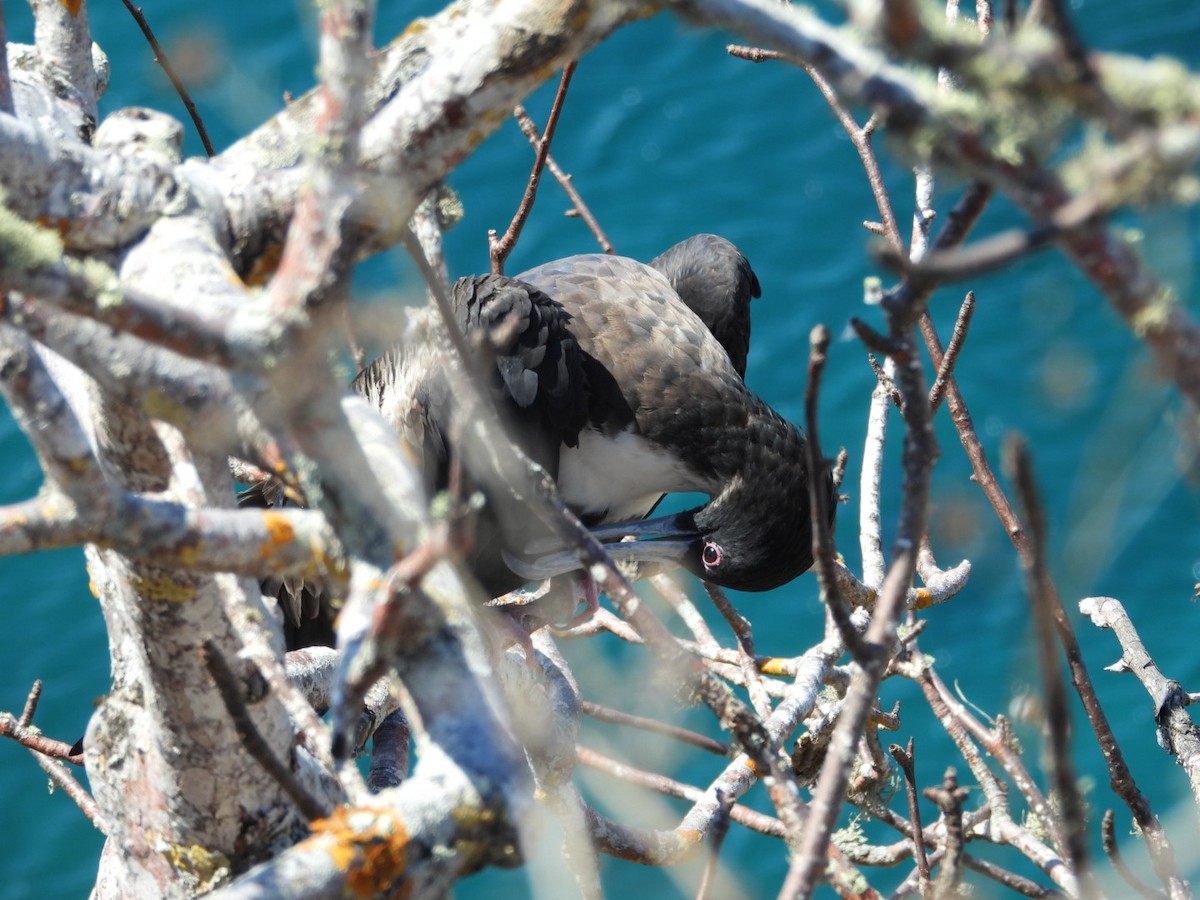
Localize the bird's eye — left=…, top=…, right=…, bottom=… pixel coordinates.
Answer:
left=702, top=542, right=722, bottom=569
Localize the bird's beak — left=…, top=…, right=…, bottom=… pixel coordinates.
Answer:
left=504, top=513, right=698, bottom=581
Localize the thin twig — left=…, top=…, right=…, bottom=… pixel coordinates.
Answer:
left=927, top=291, right=976, bottom=414
left=831, top=448, right=848, bottom=491
left=19, top=679, right=42, bottom=726
left=962, top=855, right=1060, bottom=898
left=889, top=740, right=930, bottom=894
left=850, top=317, right=898, bottom=357
left=697, top=789, right=734, bottom=900
left=703, top=582, right=772, bottom=716
left=868, top=354, right=906, bottom=413
left=490, top=62, right=577, bottom=273
left=877, top=224, right=1059, bottom=282
left=2, top=683, right=102, bottom=829
left=805, top=325, right=863, bottom=661
left=727, top=44, right=903, bottom=255
left=118, top=0, right=216, bottom=156
left=704, top=582, right=754, bottom=657
left=1005, top=435, right=1093, bottom=889
left=581, top=701, right=728, bottom=756
left=655, top=574, right=720, bottom=648
left=1081, top=597, right=1200, bottom=814
left=0, top=710, right=85, bottom=765
left=33, top=750, right=106, bottom=831
left=576, top=745, right=786, bottom=839
left=1102, top=809, right=1162, bottom=900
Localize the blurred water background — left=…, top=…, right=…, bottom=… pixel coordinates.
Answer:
left=2, top=0, right=1200, bottom=896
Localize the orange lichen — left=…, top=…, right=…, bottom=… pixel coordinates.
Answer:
left=911, top=588, right=935, bottom=609
left=261, top=511, right=296, bottom=558
left=308, top=807, right=410, bottom=897
left=35, top=215, right=71, bottom=237
left=243, top=242, right=283, bottom=286
left=60, top=0, right=83, bottom=15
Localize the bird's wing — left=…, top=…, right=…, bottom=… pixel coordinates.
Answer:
left=450, top=275, right=589, bottom=475
left=519, top=253, right=747, bottom=472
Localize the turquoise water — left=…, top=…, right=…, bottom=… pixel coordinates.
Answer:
left=2, top=1, right=1200, bottom=896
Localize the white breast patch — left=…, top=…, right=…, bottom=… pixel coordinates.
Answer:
left=556, top=427, right=711, bottom=521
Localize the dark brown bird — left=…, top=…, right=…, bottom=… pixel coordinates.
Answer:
left=355, top=234, right=831, bottom=598
left=245, top=235, right=830, bottom=647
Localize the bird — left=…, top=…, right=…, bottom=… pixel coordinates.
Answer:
left=245, top=234, right=832, bottom=646
left=356, top=234, right=833, bottom=598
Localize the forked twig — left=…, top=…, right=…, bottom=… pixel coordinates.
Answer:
left=0, top=682, right=103, bottom=830
left=726, top=44, right=903, bottom=254
left=513, top=106, right=614, bottom=254
left=490, top=62, right=577, bottom=273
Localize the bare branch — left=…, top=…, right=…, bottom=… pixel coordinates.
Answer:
left=577, top=746, right=786, bottom=840
left=1081, top=596, right=1200, bottom=811
left=513, top=105, right=614, bottom=254
left=0, top=709, right=84, bottom=765
left=1102, top=809, right=1163, bottom=900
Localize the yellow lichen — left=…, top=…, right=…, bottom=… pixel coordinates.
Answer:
left=129, top=572, right=195, bottom=603
left=140, top=389, right=187, bottom=423
left=0, top=204, right=64, bottom=274
left=162, top=841, right=231, bottom=892
left=759, top=658, right=791, bottom=677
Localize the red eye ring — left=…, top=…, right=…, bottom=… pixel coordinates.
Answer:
left=702, top=542, right=722, bottom=569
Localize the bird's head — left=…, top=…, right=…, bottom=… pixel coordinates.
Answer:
left=678, top=479, right=821, bottom=591
left=508, top=463, right=836, bottom=594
